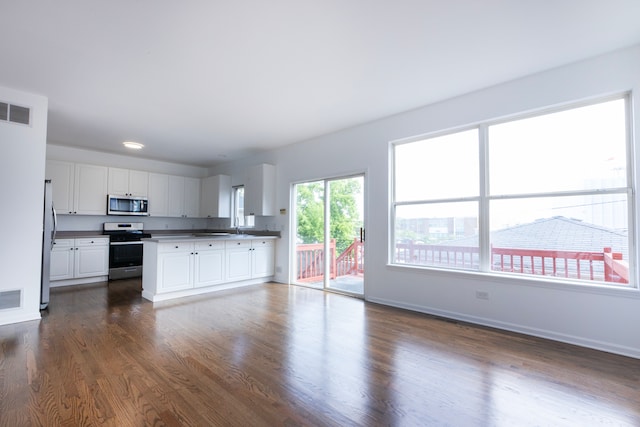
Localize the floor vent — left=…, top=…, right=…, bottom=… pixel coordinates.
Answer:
left=0, top=290, right=22, bottom=310
left=0, top=101, right=31, bottom=126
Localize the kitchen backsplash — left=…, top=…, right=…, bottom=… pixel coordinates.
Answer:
left=57, top=215, right=209, bottom=232
left=56, top=215, right=282, bottom=232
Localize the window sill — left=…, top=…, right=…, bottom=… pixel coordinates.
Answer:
left=386, top=263, right=640, bottom=299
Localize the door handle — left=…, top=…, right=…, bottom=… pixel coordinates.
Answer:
left=360, top=227, right=365, bottom=242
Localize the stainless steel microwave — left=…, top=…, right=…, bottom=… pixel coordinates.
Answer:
left=107, top=195, right=149, bottom=216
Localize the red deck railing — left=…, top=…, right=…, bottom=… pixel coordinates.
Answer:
left=335, top=238, right=364, bottom=277
left=395, top=242, right=629, bottom=284
left=296, top=239, right=336, bottom=283
left=296, top=238, right=364, bottom=283
left=297, top=240, right=629, bottom=284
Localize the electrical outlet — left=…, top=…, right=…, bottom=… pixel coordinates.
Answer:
left=476, top=290, right=489, bottom=300
left=276, top=266, right=282, bottom=273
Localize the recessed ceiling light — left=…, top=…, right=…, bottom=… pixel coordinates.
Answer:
left=123, top=141, right=144, bottom=150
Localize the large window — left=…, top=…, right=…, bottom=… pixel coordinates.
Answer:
left=392, top=96, right=633, bottom=287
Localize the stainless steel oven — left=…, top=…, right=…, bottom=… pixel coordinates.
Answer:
left=103, top=222, right=150, bottom=280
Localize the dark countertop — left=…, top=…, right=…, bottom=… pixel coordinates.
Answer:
left=143, top=234, right=279, bottom=243
left=147, top=229, right=281, bottom=238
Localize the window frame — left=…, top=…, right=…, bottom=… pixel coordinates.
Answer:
left=231, top=185, right=245, bottom=228
left=390, top=93, right=635, bottom=289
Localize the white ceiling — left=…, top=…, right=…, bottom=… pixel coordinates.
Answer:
left=2, top=1, right=640, bottom=167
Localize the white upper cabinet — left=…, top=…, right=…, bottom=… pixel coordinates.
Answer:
left=46, top=160, right=75, bottom=214
left=108, top=168, right=149, bottom=197
left=200, top=174, right=231, bottom=218
left=148, top=172, right=169, bottom=217
left=167, top=175, right=201, bottom=218
left=74, top=164, right=109, bottom=215
left=184, top=177, right=201, bottom=218
left=167, top=175, right=185, bottom=217
left=244, top=163, right=276, bottom=216
left=46, top=160, right=108, bottom=215
left=46, top=160, right=202, bottom=218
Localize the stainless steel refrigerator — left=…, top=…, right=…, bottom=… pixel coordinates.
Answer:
left=40, top=179, right=57, bottom=309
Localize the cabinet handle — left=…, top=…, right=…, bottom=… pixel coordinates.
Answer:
left=175, top=246, right=179, bottom=249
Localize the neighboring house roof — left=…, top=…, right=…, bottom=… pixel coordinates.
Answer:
left=449, top=216, right=628, bottom=257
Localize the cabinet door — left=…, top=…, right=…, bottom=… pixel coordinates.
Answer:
left=201, top=175, right=231, bottom=218
left=50, top=239, right=74, bottom=281
left=148, top=173, right=169, bottom=217
left=194, top=249, right=225, bottom=287
left=46, top=160, right=75, bottom=214
left=245, top=163, right=276, bottom=216
left=166, top=175, right=185, bottom=217
left=128, top=170, right=149, bottom=197
left=108, top=167, right=130, bottom=195
left=158, top=250, right=193, bottom=292
left=74, top=239, right=109, bottom=278
left=74, top=164, right=108, bottom=215
left=225, top=241, right=252, bottom=281
left=251, top=240, right=275, bottom=278
left=183, top=177, right=201, bottom=218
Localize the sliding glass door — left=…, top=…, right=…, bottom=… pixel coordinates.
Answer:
left=294, top=175, right=364, bottom=295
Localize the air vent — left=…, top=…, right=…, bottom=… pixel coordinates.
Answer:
left=0, top=290, right=22, bottom=310
left=0, top=101, right=31, bottom=126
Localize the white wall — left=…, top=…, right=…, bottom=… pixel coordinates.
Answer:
left=210, top=44, right=640, bottom=358
left=0, top=86, right=48, bottom=325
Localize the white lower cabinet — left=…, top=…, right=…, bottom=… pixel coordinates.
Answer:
left=225, top=239, right=275, bottom=281
left=251, top=239, right=276, bottom=278
left=157, top=243, right=193, bottom=293
left=143, top=237, right=276, bottom=302
left=155, top=240, right=226, bottom=294
left=225, top=240, right=252, bottom=281
left=50, top=239, right=75, bottom=281
left=194, top=241, right=225, bottom=287
left=50, top=238, right=109, bottom=283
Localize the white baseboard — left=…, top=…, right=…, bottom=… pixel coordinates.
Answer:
left=0, top=310, right=40, bottom=326
left=143, top=277, right=274, bottom=302
left=50, top=276, right=108, bottom=288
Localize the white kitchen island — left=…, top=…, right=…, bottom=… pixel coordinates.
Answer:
left=142, top=234, right=277, bottom=302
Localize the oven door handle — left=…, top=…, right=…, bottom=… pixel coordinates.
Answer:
left=110, top=241, right=144, bottom=246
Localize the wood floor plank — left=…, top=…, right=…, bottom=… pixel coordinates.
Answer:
left=1, top=280, right=639, bottom=426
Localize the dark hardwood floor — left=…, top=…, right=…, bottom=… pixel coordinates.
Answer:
left=1, top=280, right=639, bottom=426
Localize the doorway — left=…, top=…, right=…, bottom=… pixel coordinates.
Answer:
left=293, top=175, right=365, bottom=296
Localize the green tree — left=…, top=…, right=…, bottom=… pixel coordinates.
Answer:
left=296, top=179, right=362, bottom=255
